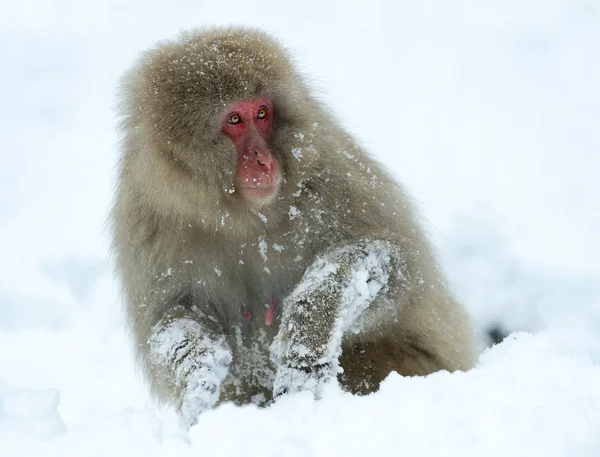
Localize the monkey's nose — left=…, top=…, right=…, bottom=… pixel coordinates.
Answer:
left=254, top=150, right=273, bottom=173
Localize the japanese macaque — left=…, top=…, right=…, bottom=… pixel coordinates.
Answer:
left=110, top=26, right=478, bottom=425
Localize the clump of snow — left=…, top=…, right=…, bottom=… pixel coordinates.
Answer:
left=258, top=237, right=268, bottom=262
left=291, top=147, right=303, bottom=160
left=288, top=205, right=301, bottom=220
left=257, top=212, right=268, bottom=224
left=0, top=387, right=66, bottom=447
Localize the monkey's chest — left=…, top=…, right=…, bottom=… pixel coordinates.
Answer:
left=201, top=244, right=307, bottom=320
left=219, top=321, right=279, bottom=406
left=239, top=295, right=280, bottom=326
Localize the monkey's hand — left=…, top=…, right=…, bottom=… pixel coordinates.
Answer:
left=148, top=313, right=232, bottom=426
left=272, top=363, right=333, bottom=399
left=271, top=239, right=393, bottom=398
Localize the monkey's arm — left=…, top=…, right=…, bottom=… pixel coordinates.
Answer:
left=144, top=304, right=232, bottom=426
left=270, top=239, right=396, bottom=397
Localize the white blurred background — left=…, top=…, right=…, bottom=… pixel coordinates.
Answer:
left=1, top=0, right=598, bottom=336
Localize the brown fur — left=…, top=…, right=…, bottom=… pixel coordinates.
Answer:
left=110, top=26, right=479, bottom=418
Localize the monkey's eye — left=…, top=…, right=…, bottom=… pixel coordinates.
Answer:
left=257, top=107, right=268, bottom=119
left=227, top=113, right=242, bottom=125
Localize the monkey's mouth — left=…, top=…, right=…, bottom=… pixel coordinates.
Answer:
left=238, top=184, right=279, bottom=202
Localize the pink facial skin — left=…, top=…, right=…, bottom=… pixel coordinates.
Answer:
left=222, top=97, right=281, bottom=204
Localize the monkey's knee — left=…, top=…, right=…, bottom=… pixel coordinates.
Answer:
left=338, top=338, right=443, bottom=395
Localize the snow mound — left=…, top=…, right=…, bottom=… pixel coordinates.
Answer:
left=1, top=330, right=598, bottom=457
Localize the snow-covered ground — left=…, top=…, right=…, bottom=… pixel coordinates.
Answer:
left=1, top=1, right=599, bottom=455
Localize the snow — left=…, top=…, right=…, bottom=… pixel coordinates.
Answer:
left=1, top=0, right=599, bottom=455
left=2, top=331, right=599, bottom=456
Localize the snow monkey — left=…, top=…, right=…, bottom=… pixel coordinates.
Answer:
left=111, top=26, right=478, bottom=425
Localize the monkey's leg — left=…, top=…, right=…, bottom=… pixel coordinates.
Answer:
left=145, top=305, right=232, bottom=426
left=337, top=337, right=446, bottom=395
left=337, top=297, right=477, bottom=394
left=270, top=239, right=395, bottom=397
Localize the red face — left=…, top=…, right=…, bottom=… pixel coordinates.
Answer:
left=222, top=97, right=281, bottom=204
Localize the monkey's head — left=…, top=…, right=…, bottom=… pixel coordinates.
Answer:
left=118, top=26, right=320, bottom=222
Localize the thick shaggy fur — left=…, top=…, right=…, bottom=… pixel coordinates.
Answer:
left=111, top=26, right=478, bottom=415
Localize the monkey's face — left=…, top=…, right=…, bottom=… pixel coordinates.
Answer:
left=221, top=97, right=282, bottom=204
left=121, top=27, right=319, bottom=219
